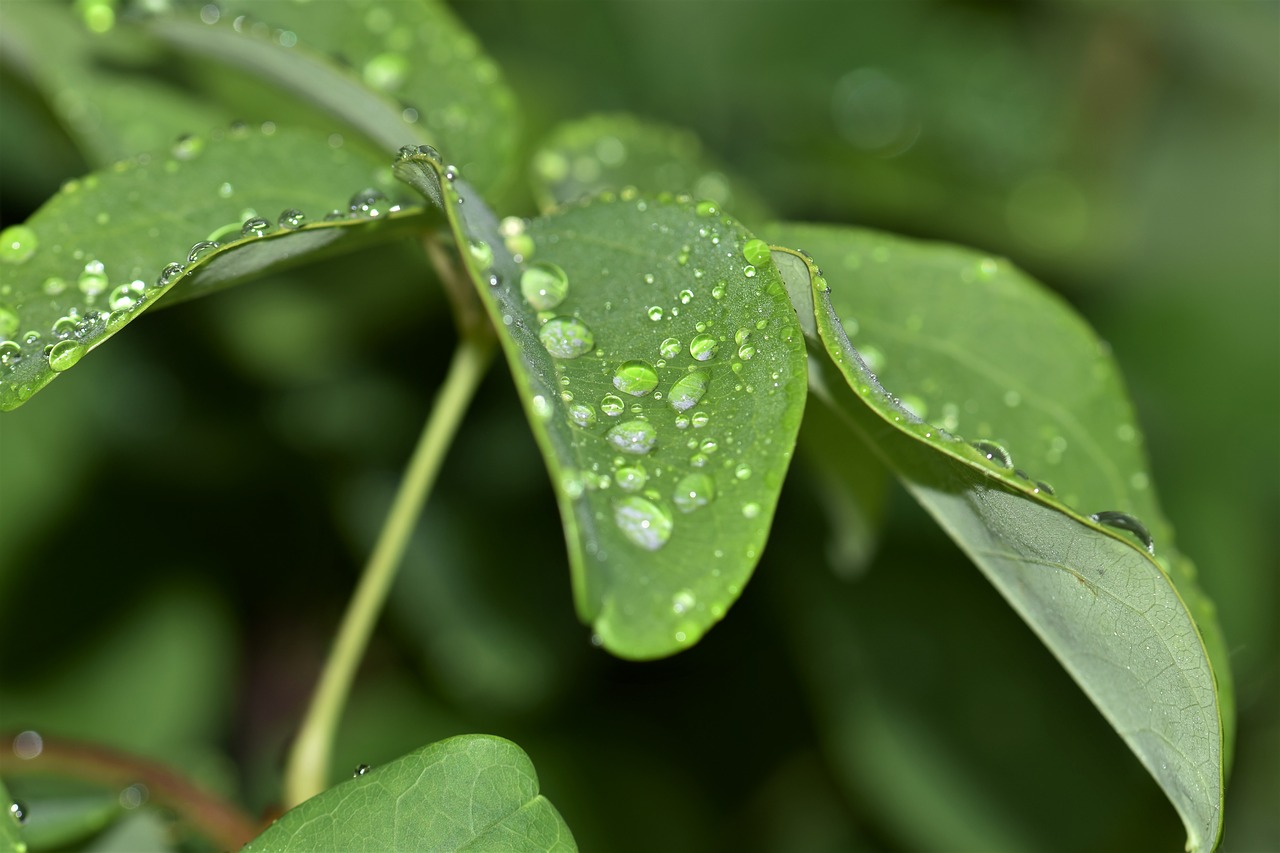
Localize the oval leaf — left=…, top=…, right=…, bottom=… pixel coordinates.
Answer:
left=0, top=124, right=428, bottom=411
left=768, top=228, right=1225, bottom=851
left=394, top=153, right=807, bottom=658
left=243, top=736, right=575, bottom=852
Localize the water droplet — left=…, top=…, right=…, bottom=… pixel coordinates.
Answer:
left=689, top=334, right=719, bottom=362
left=78, top=260, right=108, bottom=296
left=9, top=801, right=27, bottom=826
left=615, top=464, right=647, bottom=492
left=568, top=403, right=597, bottom=428
left=742, top=502, right=761, bottom=519
left=353, top=764, right=371, bottom=777
left=742, top=238, right=770, bottom=267
left=673, top=472, right=716, bottom=513
left=48, top=340, right=85, bottom=372
left=156, top=262, right=185, bottom=287
left=613, top=496, right=673, bottom=550
left=1090, top=510, right=1155, bottom=555
left=539, top=316, right=594, bottom=359
left=187, top=240, right=219, bottom=263
left=171, top=133, right=203, bottom=161
left=241, top=217, right=270, bottom=237
left=647, top=305, right=664, bottom=321
left=464, top=239, right=494, bottom=271
left=0, top=225, right=37, bottom=265
left=691, top=411, right=710, bottom=428
left=521, top=262, right=569, bottom=310
left=734, top=463, right=752, bottom=480
left=363, top=52, right=408, bottom=91
left=743, top=265, right=757, bottom=278
left=278, top=208, right=306, bottom=229
left=737, top=344, right=756, bottom=360
left=218, top=181, right=234, bottom=198
left=659, top=337, right=681, bottom=359
left=972, top=440, right=1013, bottom=469
left=531, top=394, right=553, bottom=420
left=0, top=340, right=21, bottom=366
left=696, top=200, right=719, bottom=217
left=108, top=280, right=146, bottom=312
left=668, top=370, right=709, bottom=412
left=348, top=188, right=388, bottom=217
left=42, top=276, right=67, bottom=295
left=601, top=394, right=625, bottom=417
left=679, top=289, right=694, bottom=304
left=606, top=419, right=657, bottom=455
left=613, top=360, right=659, bottom=396
left=711, top=283, right=726, bottom=300
left=672, top=589, right=697, bottom=614
left=1003, top=390, right=1022, bottom=408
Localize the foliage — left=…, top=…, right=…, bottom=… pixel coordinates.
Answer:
left=2, top=1, right=1275, bottom=851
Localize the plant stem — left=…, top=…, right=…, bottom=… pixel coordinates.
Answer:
left=282, top=332, right=494, bottom=808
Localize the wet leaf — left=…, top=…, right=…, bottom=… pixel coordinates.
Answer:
left=148, top=0, right=519, bottom=196
left=529, top=113, right=771, bottom=225
left=242, top=736, right=576, bottom=852
left=0, top=124, right=429, bottom=411
left=395, top=153, right=807, bottom=659
left=767, top=227, right=1225, bottom=851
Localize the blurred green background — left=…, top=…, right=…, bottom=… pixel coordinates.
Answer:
left=1, top=1, right=1275, bottom=850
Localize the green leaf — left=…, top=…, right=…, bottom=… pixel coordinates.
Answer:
left=0, top=775, right=24, bottom=853
left=0, top=124, right=429, bottom=411
left=767, top=225, right=1225, bottom=850
left=395, top=153, right=808, bottom=659
left=242, top=736, right=576, bottom=852
left=148, top=0, right=518, bottom=196
left=529, top=113, right=772, bottom=225
left=0, top=1, right=234, bottom=166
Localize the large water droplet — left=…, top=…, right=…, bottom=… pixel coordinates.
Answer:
left=972, top=440, right=1013, bottom=469
left=0, top=225, right=37, bottom=265
left=600, top=393, right=625, bottom=417
left=521, top=262, right=569, bottom=310
left=108, top=281, right=146, bottom=312
left=278, top=208, right=306, bottom=229
left=48, top=340, right=85, bottom=372
left=689, top=333, right=719, bottom=362
left=78, top=260, right=108, bottom=297
left=241, top=217, right=271, bottom=238
left=613, top=360, right=658, bottom=396
left=668, top=370, right=709, bottom=412
left=606, top=419, right=657, bottom=454
left=673, top=472, right=716, bottom=513
left=539, top=316, right=594, bottom=358
left=1090, top=510, right=1155, bottom=555
left=613, top=496, right=672, bottom=551
left=742, top=238, right=771, bottom=267
left=659, top=337, right=682, bottom=359
left=187, top=240, right=219, bottom=263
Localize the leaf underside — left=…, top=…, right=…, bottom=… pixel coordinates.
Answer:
left=242, top=735, right=576, bottom=852
left=395, top=153, right=808, bottom=659
left=767, top=229, right=1224, bottom=851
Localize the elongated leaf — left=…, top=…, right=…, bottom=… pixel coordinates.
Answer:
left=767, top=228, right=1224, bottom=850
left=0, top=124, right=429, bottom=411
left=148, top=0, right=518, bottom=196
left=529, top=113, right=771, bottom=224
left=395, top=152, right=807, bottom=659
left=243, top=736, right=575, bottom=852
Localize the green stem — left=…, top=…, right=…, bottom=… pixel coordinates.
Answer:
left=282, top=332, right=494, bottom=808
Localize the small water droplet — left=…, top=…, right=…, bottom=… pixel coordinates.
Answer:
left=539, top=316, right=594, bottom=359
left=689, top=333, right=719, bottom=362
left=734, top=463, right=752, bottom=480
left=972, top=440, right=1013, bottom=469
left=742, top=502, right=761, bottom=519
left=606, top=419, right=657, bottom=455
left=568, top=403, right=597, bottom=428
left=613, top=496, right=673, bottom=550
left=673, top=472, right=716, bottom=513
left=107, top=280, right=146, bottom=312
left=658, top=337, right=682, bottom=359
left=78, top=260, right=108, bottom=297
left=241, top=217, right=271, bottom=237
left=691, top=411, right=710, bottom=428
left=156, top=262, right=185, bottom=287
left=521, top=262, right=569, bottom=310
left=668, top=370, right=709, bottom=412
left=348, top=188, right=388, bottom=217
left=48, top=340, right=85, bottom=372
left=1090, top=510, right=1155, bottom=555
left=696, top=200, right=719, bottom=217
left=354, top=764, right=371, bottom=777
left=742, top=238, right=771, bottom=267
left=9, top=801, right=27, bottom=826
left=738, top=344, right=756, bottom=360
left=218, top=181, right=234, bottom=198
left=601, top=394, right=625, bottom=417
left=679, top=289, right=694, bottom=304
left=647, top=305, right=663, bottom=321
left=613, top=360, right=659, bottom=396
left=0, top=226, right=37, bottom=265
left=187, top=240, right=219, bottom=263
left=672, top=589, right=697, bottom=614
left=531, top=394, right=553, bottom=420
left=42, top=275, right=67, bottom=295
left=743, top=265, right=757, bottom=278
left=465, top=239, right=494, bottom=271
left=278, top=208, right=306, bottom=229
left=615, top=464, right=648, bottom=492
left=0, top=340, right=21, bottom=366
left=711, top=282, right=726, bottom=300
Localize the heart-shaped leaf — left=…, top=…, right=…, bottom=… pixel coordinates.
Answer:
left=243, top=736, right=575, bottom=852
left=529, top=113, right=771, bottom=225
left=767, top=227, right=1225, bottom=851
left=0, top=124, right=430, bottom=411
left=395, top=152, right=807, bottom=658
